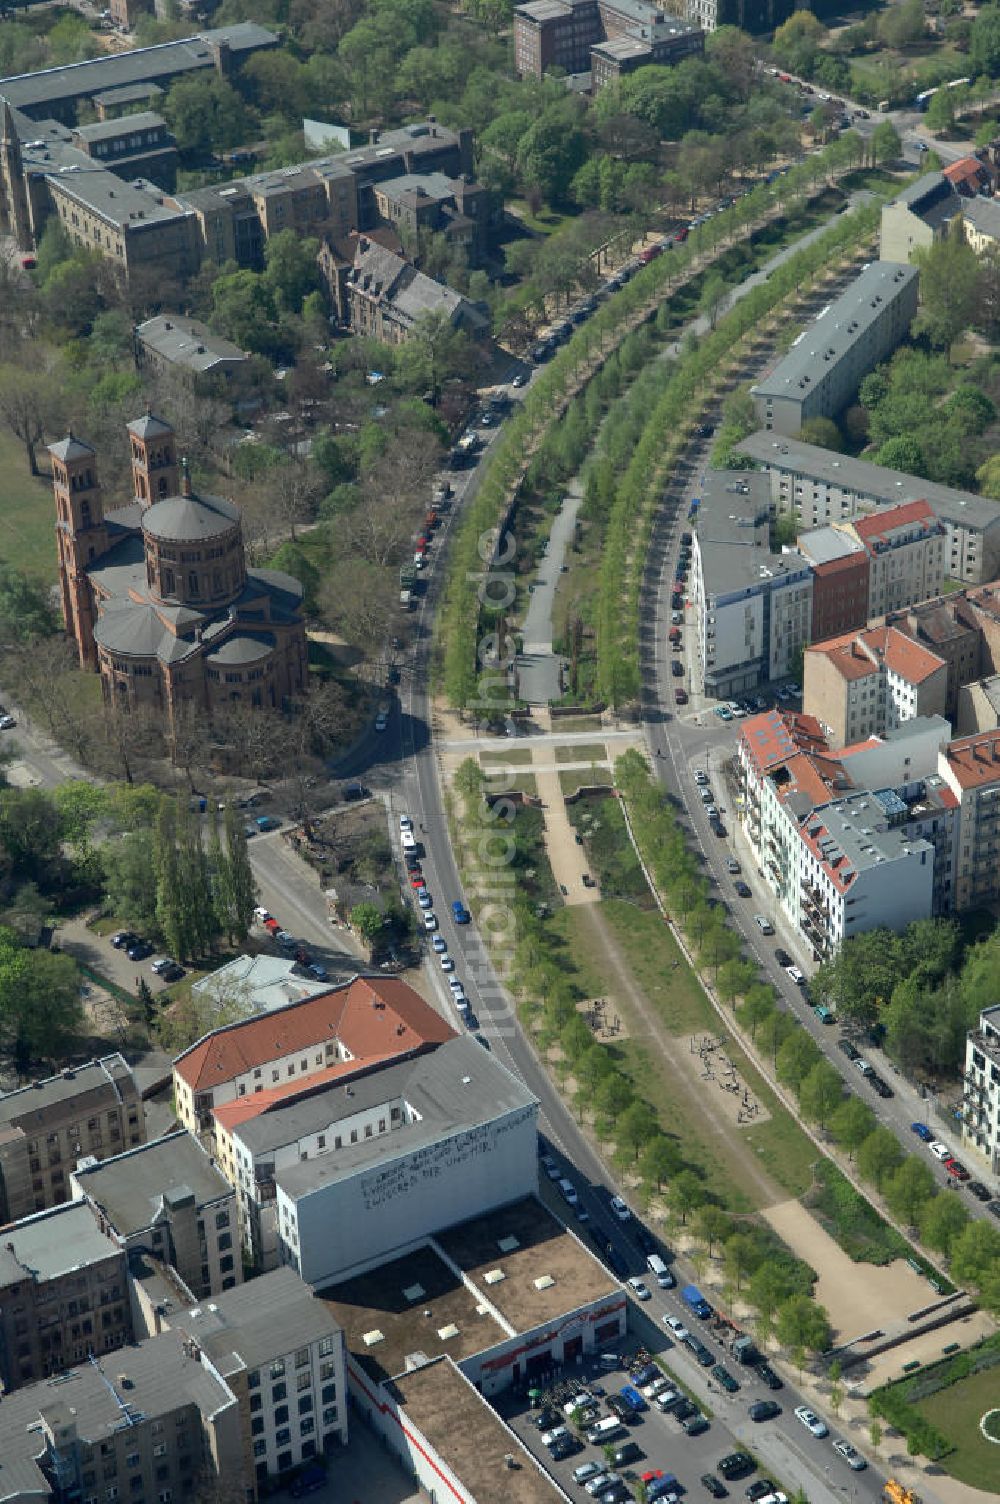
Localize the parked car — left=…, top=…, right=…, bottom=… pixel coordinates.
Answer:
left=734, top=881, right=752, bottom=898
left=610, top=1195, right=631, bottom=1221
left=749, top=1401, right=781, bottom=1423
left=717, top=1453, right=755, bottom=1481
left=111, top=931, right=137, bottom=949
left=910, top=1122, right=933, bottom=1142
left=794, top=1406, right=828, bottom=1438
left=701, top=1475, right=728, bottom=1498
left=712, top=1365, right=740, bottom=1393
left=837, top=1038, right=860, bottom=1061
left=755, top=1362, right=782, bottom=1390
left=773, top=947, right=792, bottom=967
left=151, top=956, right=178, bottom=975
left=628, top=1276, right=651, bottom=1302
left=832, top=1440, right=866, bottom=1471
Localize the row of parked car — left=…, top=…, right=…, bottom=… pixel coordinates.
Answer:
left=110, top=931, right=184, bottom=982
left=252, top=908, right=329, bottom=982
left=400, top=813, right=474, bottom=1024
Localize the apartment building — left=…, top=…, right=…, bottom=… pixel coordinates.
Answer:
left=46, top=169, right=202, bottom=282
left=962, top=1005, right=1000, bottom=1176
left=172, top=975, right=453, bottom=1135
left=225, top=1035, right=538, bottom=1285
left=70, top=112, right=177, bottom=191
left=880, top=172, right=962, bottom=264
left=326, top=235, right=490, bottom=345
left=803, top=625, right=948, bottom=746
left=372, top=171, right=499, bottom=266
left=797, top=526, right=870, bottom=639
left=0, top=24, right=278, bottom=123
left=135, top=314, right=247, bottom=392
left=168, top=1268, right=347, bottom=1495
left=750, top=263, right=919, bottom=436
left=690, top=471, right=813, bottom=697
left=71, top=1131, right=240, bottom=1299
left=0, top=1328, right=243, bottom=1504
left=887, top=593, right=984, bottom=723
left=846, top=501, right=946, bottom=618
left=683, top=0, right=794, bottom=31
left=939, top=730, right=1000, bottom=910
left=796, top=793, right=935, bottom=961
left=960, top=193, right=1000, bottom=255
left=513, top=0, right=702, bottom=85
left=0, top=1055, right=144, bottom=1225
left=0, top=1201, right=131, bottom=1393
left=735, top=430, right=1000, bottom=586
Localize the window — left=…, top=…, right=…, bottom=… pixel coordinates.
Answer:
left=298, top=1395, right=313, bottom=1416
left=215, top=1211, right=229, bottom=1229
left=321, top=1384, right=336, bottom=1404
left=247, top=1370, right=260, bottom=1390
left=297, top=1372, right=311, bottom=1392
left=251, top=1417, right=264, bottom=1437
left=318, top=1337, right=335, bottom=1357
left=300, top=1416, right=314, bottom=1436
left=218, top=1232, right=232, bottom=1251
left=153, top=1444, right=167, bottom=1458
left=322, top=1406, right=337, bottom=1426
left=253, top=1440, right=266, bottom=1459
left=276, top=1428, right=291, bottom=1447
left=295, top=1347, right=309, bottom=1369
left=274, top=1405, right=289, bottom=1425
left=270, top=1359, right=285, bottom=1379
left=249, top=1393, right=262, bottom=1413
left=320, top=1361, right=336, bottom=1380
left=272, top=1382, right=286, bottom=1402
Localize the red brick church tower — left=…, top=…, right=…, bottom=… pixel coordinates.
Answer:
left=52, top=434, right=107, bottom=669
left=128, top=412, right=178, bottom=506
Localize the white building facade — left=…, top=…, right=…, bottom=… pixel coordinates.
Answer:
left=962, top=1005, right=1000, bottom=1177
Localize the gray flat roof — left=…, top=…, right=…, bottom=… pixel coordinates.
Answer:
left=73, top=1130, right=233, bottom=1234
left=0, top=24, right=276, bottom=111
left=695, top=471, right=812, bottom=599
left=0, top=1055, right=135, bottom=1131
left=0, top=1329, right=234, bottom=1490
left=137, top=314, right=245, bottom=371
left=801, top=791, right=934, bottom=875
left=751, top=262, right=918, bottom=403
left=48, top=166, right=186, bottom=230
left=0, top=1201, right=120, bottom=1289
left=75, top=111, right=165, bottom=143
left=736, top=430, right=1000, bottom=533
left=243, top=1037, right=535, bottom=1194
left=797, top=524, right=864, bottom=565
left=176, top=1267, right=341, bottom=1378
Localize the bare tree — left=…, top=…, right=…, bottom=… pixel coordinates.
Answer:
left=0, top=364, right=64, bottom=476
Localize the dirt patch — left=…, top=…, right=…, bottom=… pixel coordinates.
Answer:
left=575, top=995, right=630, bottom=1043
left=764, top=1199, right=932, bottom=1343
left=671, top=1031, right=771, bottom=1128
left=532, top=762, right=600, bottom=906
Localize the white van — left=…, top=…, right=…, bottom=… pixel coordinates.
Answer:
left=646, top=1253, right=674, bottom=1288
left=586, top=1417, right=626, bottom=1446
left=401, top=829, right=417, bottom=852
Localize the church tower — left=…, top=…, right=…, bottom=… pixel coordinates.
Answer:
left=128, top=413, right=178, bottom=507
left=50, top=435, right=107, bottom=670
left=0, top=96, right=32, bottom=253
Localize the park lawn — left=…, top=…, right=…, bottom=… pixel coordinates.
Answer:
left=551, top=715, right=604, bottom=733
left=917, top=1369, right=1000, bottom=1490
left=506, top=199, right=576, bottom=237
left=479, top=748, right=533, bottom=766
left=0, top=429, right=59, bottom=584
left=555, top=742, right=606, bottom=764
left=559, top=767, right=611, bottom=796
left=504, top=773, right=538, bottom=795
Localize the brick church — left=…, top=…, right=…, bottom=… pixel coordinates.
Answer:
left=52, top=414, right=307, bottom=730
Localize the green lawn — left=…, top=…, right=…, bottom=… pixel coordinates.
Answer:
left=559, top=767, right=611, bottom=796
left=555, top=742, right=606, bottom=764
left=480, top=748, right=533, bottom=766
left=918, top=1368, right=1000, bottom=1489
left=550, top=714, right=603, bottom=734
left=506, top=199, right=577, bottom=237
left=0, top=430, right=59, bottom=583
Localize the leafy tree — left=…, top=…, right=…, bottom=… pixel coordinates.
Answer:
left=970, top=5, right=1000, bottom=77
left=775, top=1294, right=832, bottom=1356
left=164, top=73, right=247, bottom=155
left=516, top=97, right=588, bottom=206
left=0, top=366, right=64, bottom=477
left=777, top=1030, right=822, bottom=1091
left=875, top=435, right=927, bottom=474
left=594, top=1072, right=633, bottom=1123
left=871, top=121, right=901, bottom=164
left=210, top=269, right=282, bottom=358
left=772, top=10, right=826, bottom=75
left=829, top=1096, right=876, bottom=1159
left=394, top=310, right=476, bottom=399
left=949, top=1220, right=1000, bottom=1308
left=0, top=927, right=82, bottom=1073
left=618, top=1100, right=657, bottom=1159
left=797, top=416, right=843, bottom=452
left=799, top=1060, right=844, bottom=1128
left=262, top=230, right=321, bottom=315
left=914, top=222, right=981, bottom=350
left=724, top=1232, right=759, bottom=1289
left=919, top=1192, right=969, bottom=1255
left=0, top=564, right=59, bottom=642
left=811, top=929, right=904, bottom=1028
left=925, top=89, right=956, bottom=135
left=350, top=902, right=383, bottom=952
left=741, top=983, right=775, bottom=1039
left=857, top=1127, right=904, bottom=1191
left=695, top=1204, right=733, bottom=1256
left=640, top=1134, right=682, bottom=1188
left=670, top=1169, right=706, bottom=1223
left=885, top=1157, right=937, bottom=1227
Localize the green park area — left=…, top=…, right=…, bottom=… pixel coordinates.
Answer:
left=918, top=1369, right=1000, bottom=1489
left=0, top=430, right=58, bottom=584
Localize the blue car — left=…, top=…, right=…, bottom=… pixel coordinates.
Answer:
left=618, top=1384, right=648, bottom=1412
left=911, top=1122, right=933, bottom=1142
left=452, top=900, right=471, bottom=924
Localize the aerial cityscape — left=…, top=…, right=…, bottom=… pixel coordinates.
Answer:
left=0, top=1, right=999, bottom=1503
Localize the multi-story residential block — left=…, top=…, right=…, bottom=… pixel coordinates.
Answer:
left=796, top=792, right=935, bottom=961
left=962, top=1005, right=1000, bottom=1176
left=135, top=313, right=247, bottom=392
left=735, top=430, right=1000, bottom=586
left=956, top=672, right=1000, bottom=735
left=880, top=172, right=962, bottom=264
left=845, top=501, right=946, bottom=618
left=887, top=592, right=985, bottom=723
left=0, top=1054, right=144, bottom=1225
left=942, top=153, right=998, bottom=198
left=797, top=525, right=870, bottom=640
left=322, top=235, right=490, bottom=345
left=0, top=1201, right=131, bottom=1392
left=514, top=0, right=702, bottom=84
left=939, top=730, right=1000, bottom=910
left=689, top=471, right=813, bottom=697
left=172, top=974, right=453, bottom=1136
left=750, top=263, right=919, bottom=436
left=803, top=625, right=948, bottom=747
left=0, top=24, right=277, bottom=124
left=683, top=0, right=794, bottom=31
left=371, top=171, right=499, bottom=265
left=960, top=193, right=1000, bottom=255
left=0, top=1327, right=244, bottom=1504
left=167, top=1267, right=347, bottom=1495
left=71, top=1130, right=240, bottom=1298
left=70, top=112, right=177, bottom=190
left=224, top=1035, right=537, bottom=1283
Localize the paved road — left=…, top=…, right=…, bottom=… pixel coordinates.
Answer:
left=518, top=479, right=583, bottom=705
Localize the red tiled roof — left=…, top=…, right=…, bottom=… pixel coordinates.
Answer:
left=851, top=499, right=936, bottom=550
left=212, top=1053, right=398, bottom=1133
left=740, top=710, right=829, bottom=777
left=943, top=156, right=989, bottom=188
left=944, top=731, right=1000, bottom=790
left=174, top=975, right=454, bottom=1091
left=772, top=750, right=847, bottom=809
left=807, top=625, right=944, bottom=686
left=811, top=552, right=869, bottom=580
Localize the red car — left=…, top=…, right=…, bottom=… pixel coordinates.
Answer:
left=668, top=627, right=681, bottom=642
left=674, top=688, right=688, bottom=705
left=410, top=874, right=426, bottom=889
left=945, top=1159, right=969, bottom=1181
left=263, top=917, right=281, bottom=934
